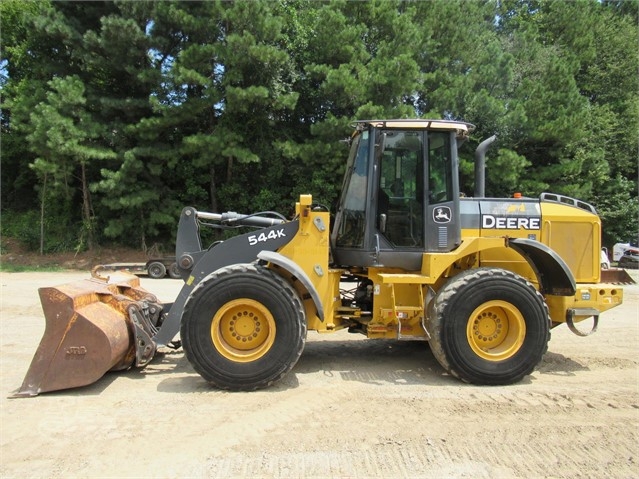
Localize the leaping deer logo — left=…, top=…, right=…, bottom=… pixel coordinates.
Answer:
left=433, top=206, right=452, bottom=224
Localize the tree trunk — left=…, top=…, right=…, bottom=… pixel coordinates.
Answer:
left=210, top=164, right=218, bottom=212
left=39, top=173, right=47, bottom=256
left=226, top=156, right=233, bottom=183
left=80, top=162, right=94, bottom=251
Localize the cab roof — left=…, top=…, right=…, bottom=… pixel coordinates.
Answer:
left=354, top=119, right=475, bottom=137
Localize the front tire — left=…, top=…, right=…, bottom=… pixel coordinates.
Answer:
left=180, top=264, right=306, bottom=391
left=427, top=268, right=550, bottom=385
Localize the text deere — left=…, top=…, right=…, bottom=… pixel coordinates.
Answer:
left=482, top=215, right=541, bottom=230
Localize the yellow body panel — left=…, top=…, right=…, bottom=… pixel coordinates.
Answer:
left=274, top=195, right=622, bottom=340
left=275, top=198, right=340, bottom=331
left=476, top=247, right=537, bottom=285
left=540, top=202, right=601, bottom=283
left=365, top=269, right=428, bottom=339
left=546, top=286, right=623, bottom=324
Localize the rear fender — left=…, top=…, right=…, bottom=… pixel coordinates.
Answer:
left=508, top=238, right=576, bottom=296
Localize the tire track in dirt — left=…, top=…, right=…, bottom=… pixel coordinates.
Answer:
left=200, top=432, right=637, bottom=479
left=197, top=416, right=637, bottom=479
left=194, top=378, right=638, bottom=479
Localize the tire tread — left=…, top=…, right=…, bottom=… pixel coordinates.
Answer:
left=181, top=263, right=306, bottom=391
left=427, top=268, right=551, bottom=384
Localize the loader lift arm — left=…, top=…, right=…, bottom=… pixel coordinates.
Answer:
left=155, top=207, right=296, bottom=347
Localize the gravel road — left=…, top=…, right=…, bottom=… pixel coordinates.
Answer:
left=1, top=271, right=637, bottom=478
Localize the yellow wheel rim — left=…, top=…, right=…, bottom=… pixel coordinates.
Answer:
left=211, top=299, right=276, bottom=363
left=466, top=300, right=526, bottom=361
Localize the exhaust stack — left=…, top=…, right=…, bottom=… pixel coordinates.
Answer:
left=474, top=135, right=497, bottom=198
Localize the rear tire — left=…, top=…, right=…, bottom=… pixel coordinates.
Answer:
left=180, top=264, right=306, bottom=391
left=426, top=268, right=550, bottom=385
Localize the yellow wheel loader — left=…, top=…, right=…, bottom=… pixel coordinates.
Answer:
left=15, top=119, right=626, bottom=396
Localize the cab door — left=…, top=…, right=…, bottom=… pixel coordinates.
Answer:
left=375, top=129, right=461, bottom=270
left=423, top=130, right=461, bottom=254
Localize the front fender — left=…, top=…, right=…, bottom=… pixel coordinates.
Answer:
left=257, top=251, right=325, bottom=322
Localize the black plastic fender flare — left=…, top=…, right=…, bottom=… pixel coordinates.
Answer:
left=257, top=251, right=325, bottom=322
left=508, top=238, right=576, bottom=296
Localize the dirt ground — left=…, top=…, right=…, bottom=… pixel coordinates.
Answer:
left=0, top=270, right=637, bottom=479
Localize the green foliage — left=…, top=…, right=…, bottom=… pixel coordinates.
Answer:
left=2, top=0, right=637, bottom=250
left=594, top=174, right=639, bottom=248
left=1, top=210, right=77, bottom=253
left=0, top=210, right=41, bottom=251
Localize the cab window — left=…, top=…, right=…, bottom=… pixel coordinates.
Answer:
left=335, top=130, right=369, bottom=248
left=378, top=131, right=424, bottom=247
left=428, top=132, right=452, bottom=204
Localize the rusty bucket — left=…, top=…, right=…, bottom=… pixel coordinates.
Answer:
left=14, top=272, right=160, bottom=397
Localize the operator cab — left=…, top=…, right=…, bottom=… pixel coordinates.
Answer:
left=331, top=119, right=474, bottom=270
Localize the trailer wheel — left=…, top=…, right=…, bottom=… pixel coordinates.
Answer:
left=168, top=262, right=181, bottom=279
left=180, top=264, right=306, bottom=391
left=426, top=268, right=550, bottom=385
left=147, top=261, right=166, bottom=279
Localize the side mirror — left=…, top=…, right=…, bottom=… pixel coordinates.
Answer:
left=379, top=213, right=387, bottom=233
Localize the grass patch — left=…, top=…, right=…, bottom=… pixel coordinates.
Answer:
left=0, top=263, right=65, bottom=273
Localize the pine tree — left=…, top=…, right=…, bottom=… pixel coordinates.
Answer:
left=27, top=76, right=116, bottom=251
